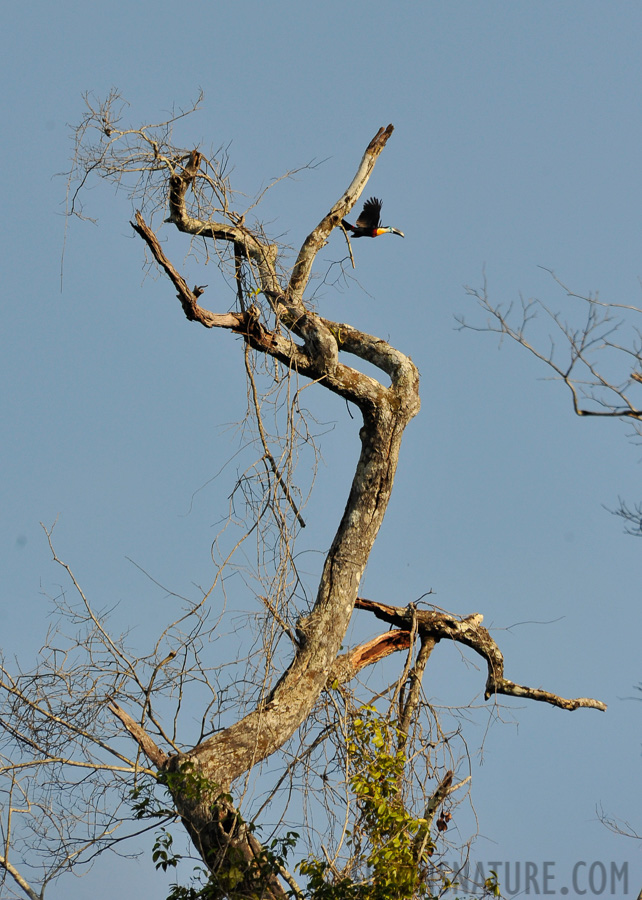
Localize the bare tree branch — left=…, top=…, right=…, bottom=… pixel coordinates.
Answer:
left=459, top=270, right=642, bottom=428
left=107, top=702, right=167, bottom=769
left=355, top=597, right=607, bottom=712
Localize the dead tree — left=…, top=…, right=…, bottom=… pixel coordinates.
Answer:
left=0, top=94, right=606, bottom=900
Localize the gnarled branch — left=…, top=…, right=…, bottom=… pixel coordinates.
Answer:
left=355, top=597, right=607, bottom=712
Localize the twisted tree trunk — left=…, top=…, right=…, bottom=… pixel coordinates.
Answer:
left=121, top=126, right=421, bottom=896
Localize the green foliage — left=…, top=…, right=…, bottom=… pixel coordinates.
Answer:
left=483, top=870, right=501, bottom=898
left=158, top=831, right=300, bottom=900
left=297, top=857, right=359, bottom=900
left=130, top=782, right=176, bottom=820
left=298, top=704, right=439, bottom=900
left=132, top=768, right=301, bottom=900
left=153, top=828, right=182, bottom=872
left=158, top=760, right=225, bottom=807
left=132, top=719, right=499, bottom=899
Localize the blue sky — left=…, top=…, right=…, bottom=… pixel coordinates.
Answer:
left=2, top=3, right=641, bottom=898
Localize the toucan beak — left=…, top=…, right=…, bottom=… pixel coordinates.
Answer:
left=391, top=228, right=405, bottom=238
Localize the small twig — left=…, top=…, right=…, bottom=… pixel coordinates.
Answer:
left=141, top=651, right=177, bottom=729
left=244, top=344, right=306, bottom=528
left=340, top=222, right=356, bottom=269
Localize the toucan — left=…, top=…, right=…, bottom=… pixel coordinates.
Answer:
left=341, top=197, right=404, bottom=238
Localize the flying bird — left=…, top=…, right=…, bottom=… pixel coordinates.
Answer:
left=341, top=197, right=404, bottom=239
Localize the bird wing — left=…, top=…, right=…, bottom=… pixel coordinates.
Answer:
left=355, top=197, right=382, bottom=230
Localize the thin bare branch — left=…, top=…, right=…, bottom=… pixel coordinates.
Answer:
left=460, top=271, right=642, bottom=429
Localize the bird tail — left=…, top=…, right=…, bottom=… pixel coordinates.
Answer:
left=341, top=219, right=354, bottom=232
